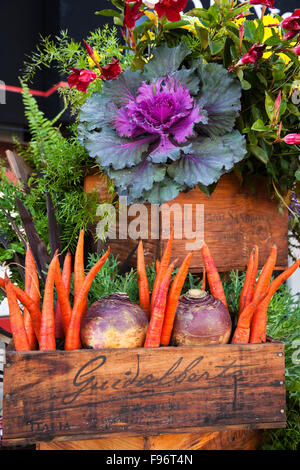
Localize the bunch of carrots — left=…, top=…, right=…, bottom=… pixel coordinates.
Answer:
left=231, top=244, right=300, bottom=344
left=137, top=229, right=193, bottom=348
left=199, top=241, right=300, bottom=344
left=0, top=230, right=110, bottom=351
left=137, top=233, right=300, bottom=347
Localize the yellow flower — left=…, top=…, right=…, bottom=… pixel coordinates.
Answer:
left=88, top=50, right=102, bottom=68
left=254, top=15, right=296, bottom=64
left=144, top=10, right=158, bottom=28
left=179, top=15, right=203, bottom=35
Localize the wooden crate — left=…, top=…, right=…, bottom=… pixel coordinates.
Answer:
left=2, top=340, right=286, bottom=449
left=85, top=173, right=288, bottom=273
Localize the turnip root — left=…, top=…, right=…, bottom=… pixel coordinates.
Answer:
left=171, top=289, right=232, bottom=346
left=80, top=293, right=148, bottom=349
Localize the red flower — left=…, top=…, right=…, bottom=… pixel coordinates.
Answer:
left=249, top=0, right=275, bottom=7
left=281, top=9, right=300, bottom=40
left=100, top=59, right=122, bottom=81
left=292, top=45, right=300, bottom=55
left=67, top=67, right=97, bottom=93
left=283, top=133, right=300, bottom=145
left=123, top=0, right=142, bottom=32
left=237, top=43, right=266, bottom=65
left=155, top=0, right=188, bottom=22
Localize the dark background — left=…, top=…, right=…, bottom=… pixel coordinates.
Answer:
left=0, top=0, right=297, bottom=138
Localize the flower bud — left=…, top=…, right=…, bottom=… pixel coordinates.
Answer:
left=283, top=133, right=300, bottom=145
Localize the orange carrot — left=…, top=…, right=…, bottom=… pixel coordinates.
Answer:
left=39, top=254, right=58, bottom=351
left=201, top=241, right=228, bottom=309
left=145, top=261, right=175, bottom=348
left=5, top=275, right=30, bottom=351
left=202, top=266, right=206, bottom=291
left=55, top=252, right=71, bottom=338
left=54, top=257, right=72, bottom=336
left=252, top=245, right=277, bottom=301
left=231, top=292, right=268, bottom=344
left=239, top=249, right=254, bottom=315
left=65, top=248, right=111, bottom=351
left=151, top=228, right=174, bottom=313
left=243, top=245, right=259, bottom=310
left=74, top=230, right=85, bottom=303
left=24, top=245, right=38, bottom=349
left=250, top=258, right=300, bottom=343
left=156, top=260, right=160, bottom=274
left=0, top=278, right=41, bottom=341
left=137, top=241, right=150, bottom=319
left=160, top=253, right=193, bottom=346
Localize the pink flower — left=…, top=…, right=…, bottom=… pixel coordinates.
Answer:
left=292, top=45, right=300, bottom=55
left=67, top=67, right=97, bottom=93
left=249, top=0, right=275, bottom=7
left=283, top=134, right=300, bottom=145
left=100, top=58, right=122, bottom=80
left=123, top=0, right=142, bottom=32
left=281, top=9, right=300, bottom=40
left=155, top=0, right=188, bottom=22
left=237, top=43, right=266, bottom=65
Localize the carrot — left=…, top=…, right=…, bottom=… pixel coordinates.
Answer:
left=137, top=241, right=150, bottom=319
left=231, top=292, right=268, bottom=344
left=250, top=258, right=300, bottom=343
left=202, top=266, right=206, bottom=291
left=201, top=241, right=228, bottom=309
left=151, top=228, right=174, bottom=313
left=74, top=230, right=85, bottom=304
left=239, top=249, right=254, bottom=315
left=54, top=256, right=72, bottom=336
left=156, top=260, right=160, bottom=274
left=5, top=275, right=30, bottom=351
left=252, top=244, right=277, bottom=301
left=144, top=261, right=175, bottom=348
left=55, top=252, right=71, bottom=338
left=65, top=248, right=111, bottom=351
left=160, top=253, right=193, bottom=346
left=39, top=254, right=58, bottom=351
left=24, top=245, right=38, bottom=349
left=0, top=278, right=41, bottom=341
left=243, top=245, right=259, bottom=310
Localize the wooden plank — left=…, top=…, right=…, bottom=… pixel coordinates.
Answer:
left=84, top=173, right=288, bottom=272
left=2, top=343, right=286, bottom=445
left=160, top=174, right=288, bottom=272
left=5, top=150, right=32, bottom=184
left=36, top=429, right=263, bottom=450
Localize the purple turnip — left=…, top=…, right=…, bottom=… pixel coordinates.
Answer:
left=80, top=293, right=148, bottom=349
left=171, top=289, right=232, bottom=346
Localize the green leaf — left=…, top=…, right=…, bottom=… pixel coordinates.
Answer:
left=265, top=92, right=275, bottom=120
left=241, top=79, right=251, bottom=90
left=195, top=25, right=209, bottom=50
left=243, top=21, right=256, bottom=41
left=251, top=119, right=269, bottom=132
left=254, top=19, right=265, bottom=43
left=95, top=9, right=122, bottom=18
left=209, top=37, right=226, bottom=55
left=197, top=181, right=218, bottom=196
left=249, top=144, right=269, bottom=165
left=295, top=169, right=300, bottom=181
left=164, top=20, right=190, bottom=30
left=264, top=35, right=281, bottom=46
left=257, top=72, right=268, bottom=87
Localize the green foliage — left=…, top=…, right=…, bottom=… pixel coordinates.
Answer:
left=22, top=26, right=133, bottom=112
left=15, top=85, right=99, bottom=255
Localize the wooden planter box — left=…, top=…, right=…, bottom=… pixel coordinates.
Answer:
left=2, top=339, right=286, bottom=449
left=85, top=173, right=288, bottom=273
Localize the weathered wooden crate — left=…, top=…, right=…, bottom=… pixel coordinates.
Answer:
left=2, top=339, right=286, bottom=449
left=85, top=172, right=289, bottom=273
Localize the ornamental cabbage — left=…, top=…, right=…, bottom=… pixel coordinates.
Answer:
left=78, top=43, right=247, bottom=204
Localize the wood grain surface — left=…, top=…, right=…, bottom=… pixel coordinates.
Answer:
left=3, top=342, right=286, bottom=446
left=84, top=173, right=288, bottom=273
